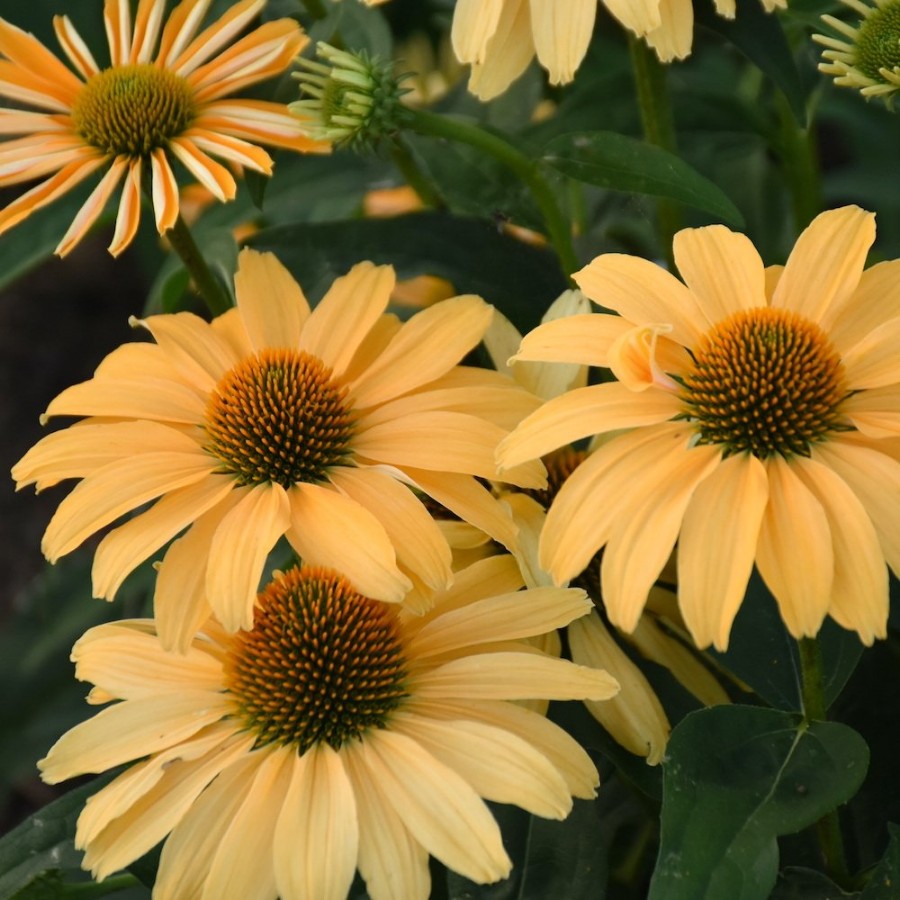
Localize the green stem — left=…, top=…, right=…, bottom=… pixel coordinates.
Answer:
left=774, top=90, right=822, bottom=232
left=627, top=35, right=680, bottom=267
left=390, top=138, right=443, bottom=209
left=166, top=214, right=232, bottom=317
left=64, top=874, right=142, bottom=896
left=798, top=636, right=851, bottom=887
left=404, top=107, right=579, bottom=278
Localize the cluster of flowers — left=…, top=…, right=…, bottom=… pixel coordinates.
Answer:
left=3, top=0, right=900, bottom=898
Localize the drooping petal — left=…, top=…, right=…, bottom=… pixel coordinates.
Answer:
left=772, top=206, right=875, bottom=324
left=529, top=0, right=596, bottom=84
left=206, top=482, right=291, bottom=632
left=150, top=147, right=179, bottom=233
left=328, top=466, right=452, bottom=592
left=108, top=157, right=142, bottom=257
left=168, top=136, right=236, bottom=202
left=643, top=0, right=693, bottom=61
left=55, top=157, right=127, bottom=257
left=233, top=248, right=310, bottom=351
left=793, top=456, right=888, bottom=644
left=678, top=453, right=769, bottom=650
left=568, top=612, right=670, bottom=764
left=358, top=729, right=511, bottom=884
left=451, top=0, right=505, bottom=63
left=756, top=456, right=833, bottom=639
left=393, top=712, right=572, bottom=818
left=274, top=746, right=359, bottom=900
left=467, top=0, right=534, bottom=101
left=287, top=481, right=411, bottom=602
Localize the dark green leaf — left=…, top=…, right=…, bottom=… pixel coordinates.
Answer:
left=649, top=706, right=869, bottom=900
left=860, top=823, right=900, bottom=898
left=695, top=0, right=808, bottom=124
left=0, top=774, right=116, bottom=898
left=541, top=131, right=744, bottom=227
left=771, top=867, right=858, bottom=899
left=246, top=213, right=568, bottom=333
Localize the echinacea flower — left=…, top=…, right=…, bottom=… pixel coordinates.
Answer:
left=815, top=0, right=900, bottom=102
left=450, top=0, right=787, bottom=100
left=13, top=249, right=544, bottom=650
left=39, top=560, right=618, bottom=899
left=498, top=206, right=900, bottom=650
left=0, top=0, right=326, bottom=257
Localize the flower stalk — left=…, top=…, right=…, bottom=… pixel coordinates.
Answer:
left=165, top=214, right=232, bottom=317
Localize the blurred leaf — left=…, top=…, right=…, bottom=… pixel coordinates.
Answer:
left=541, top=131, right=744, bottom=227
left=308, top=0, right=392, bottom=57
left=648, top=706, right=869, bottom=900
left=0, top=774, right=115, bottom=898
left=695, top=0, right=808, bottom=125
left=247, top=212, right=568, bottom=333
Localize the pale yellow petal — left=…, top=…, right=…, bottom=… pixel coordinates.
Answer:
left=568, top=612, right=670, bottom=764
left=93, top=475, right=233, bottom=599
left=233, top=248, right=311, bottom=352
left=349, top=295, right=492, bottom=408
left=402, top=468, right=519, bottom=551
left=828, top=259, right=900, bottom=351
left=529, top=0, right=595, bottom=84
left=772, top=206, right=875, bottom=323
left=80, top=730, right=252, bottom=881
left=299, top=262, right=394, bottom=377
left=274, top=746, right=358, bottom=900
left=540, top=424, right=693, bottom=585
left=328, top=466, right=452, bottom=592
left=498, top=382, right=680, bottom=471
left=203, top=745, right=293, bottom=900
left=601, top=442, right=721, bottom=633
left=678, top=453, right=769, bottom=650
left=393, top=712, right=572, bottom=818
left=415, top=652, right=619, bottom=702
left=843, top=387, right=900, bottom=438
left=451, top=0, right=505, bottom=62
left=793, top=457, right=888, bottom=644
left=206, top=482, right=291, bottom=632
left=467, top=0, right=534, bottom=101
left=287, top=481, right=411, bottom=602
left=756, top=456, right=833, bottom=639
left=813, top=438, right=900, bottom=573
left=154, top=491, right=243, bottom=653
left=341, top=742, right=430, bottom=900
left=574, top=254, right=710, bottom=348
left=672, top=224, right=766, bottom=322
left=841, top=317, right=900, bottom=389
left=359, top=729, right=511, bottom=884
left=409, top=587, right=589, bottom=659
left=39, top=691, right=230, bottom=784
left=42, top=451, right=215, bottom=562
left=137, top=311, right=238, bottom=384
left=512, top=313, right=632, bottom=370
left=643, top=0, right=693, bottom=60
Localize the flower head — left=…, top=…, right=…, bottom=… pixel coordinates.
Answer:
left=815, top=0, right=900, bottom=102
left=450, top=0, right=787, bottom=100
left=13, top=249, right=545, bottom=650
left=498, top=206, right=900, bottom=650
left=0, top=0, right=326, bottom=257
left=39, top=560, right=617, bottom=897
left=291, top=42, right=410, bottom=148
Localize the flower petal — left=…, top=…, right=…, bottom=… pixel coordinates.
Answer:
left=529, top=0, right=596, bottom=84
left=55, top=157, right=127, bottom=257
left=451, top=0, right=505, bottom=63
left=150, top=147, right=179, bottom=233
left=756, top=456, right=833, bottom=639
left=828, top=259, right=900, bottom=352
left=234, top=248, right=310, bottom=351
left=678, top=453, right=769, bottom=650
left=206, top=482, right=291, bottom=632
left=287, top=481, right=411, bottom=602
left=274, top=746, right=359, bottom=900
left=772, top=206, right=875, bottom=324
left=841, top=316, right=900, bottom=389
left=672, top=224, right=766, bottom=322
left=466, top=0, right=534, bottom=101
left=511, top=313, right=631, bottom=370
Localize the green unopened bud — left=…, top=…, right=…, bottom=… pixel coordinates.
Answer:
left=815, top=0, right=900, bottom=105
left=291, top=43, right=411, bottom=148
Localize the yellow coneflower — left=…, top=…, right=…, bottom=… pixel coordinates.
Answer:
left=13, top=249, right=545, bottom=650
left=0, top=0, right=326, bottom=257
left=499, top=206, right=900, bottom=651
left=40, top=560, right=618, bottom=899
